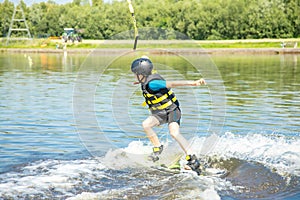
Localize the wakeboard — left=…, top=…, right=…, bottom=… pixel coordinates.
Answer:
left=152, top=159, right=229, bottom=178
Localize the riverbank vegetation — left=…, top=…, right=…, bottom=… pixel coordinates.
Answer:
left=1, top=38, right=299, bottom=49
left=1, top=0, right=300, bottom=41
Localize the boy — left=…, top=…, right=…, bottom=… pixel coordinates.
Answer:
left=131, top=56, right=206, bottom=175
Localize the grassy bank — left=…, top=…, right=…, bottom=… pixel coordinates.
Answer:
left=0, top=38, right=98, bottom=49
left=1, top=38, right=300, bottom=49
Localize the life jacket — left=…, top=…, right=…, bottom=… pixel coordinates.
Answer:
left=141, top=74, right=179, bottom=112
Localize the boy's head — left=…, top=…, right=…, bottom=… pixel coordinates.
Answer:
left=131, top=56, right=153, bottom=76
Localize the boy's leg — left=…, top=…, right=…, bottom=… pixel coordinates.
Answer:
left=143, top=116, right=164, bottom=162
left=142, top=116, right=161, bottom=147
left=168, top=122, right=191, bottom=155
left=169, top=122, right=201, bottom=175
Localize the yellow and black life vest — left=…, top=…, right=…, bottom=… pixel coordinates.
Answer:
left=141, top=74, right=179, bottom=112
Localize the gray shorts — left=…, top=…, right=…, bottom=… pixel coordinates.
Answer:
left=152, top=107, right=181, bottom=125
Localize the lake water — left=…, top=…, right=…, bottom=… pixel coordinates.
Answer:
left=0, top=50, right=299, bottom=199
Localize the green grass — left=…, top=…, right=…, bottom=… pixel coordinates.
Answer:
left=0, top=38, right=53, bottom=48
left=74, top=41, right=297, bottom=49
left=199, top=42, right=279, bottom=48
left=1, top=38, right=299, bottom=49
left=0, top=39, right=99, bottom=49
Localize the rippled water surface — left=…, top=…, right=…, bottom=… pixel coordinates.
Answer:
left=0, top=51, right=299, bottom=199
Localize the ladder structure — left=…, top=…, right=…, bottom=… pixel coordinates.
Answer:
left=6, top=1, right=32, bottom=45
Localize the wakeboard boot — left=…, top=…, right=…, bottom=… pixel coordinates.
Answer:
left=148, top=145, right=163, bottom=162
left=186, top=154, right=201, bottom=175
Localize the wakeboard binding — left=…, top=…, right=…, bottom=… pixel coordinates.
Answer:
left=148, top=145, right=163, bottom=162
left=186, top=154, right=202, bottom=175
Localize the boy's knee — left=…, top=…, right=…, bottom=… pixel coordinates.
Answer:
left=169, top=122, right=180, bottom=138
left=142, top=120, right=150, bottom=130
left=170, top=131, right=179, bottom=138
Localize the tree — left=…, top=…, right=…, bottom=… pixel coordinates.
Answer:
left=0, top=0, right=14, bottom=37
left=284, top=0, right=300, bottom=38
left=2, top=0, right=299, bottom=39
left=92, top=0, right=103, bottom=7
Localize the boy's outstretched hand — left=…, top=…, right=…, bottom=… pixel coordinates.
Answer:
left=193, top=78, right=206, bottom=86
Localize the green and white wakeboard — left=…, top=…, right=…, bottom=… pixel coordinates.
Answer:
left=146, top=144, right=229, bottom=177
left=151, top=156, right=229, bottom=178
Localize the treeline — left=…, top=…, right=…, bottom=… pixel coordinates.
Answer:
left=1, top=0, right=300, bottom=40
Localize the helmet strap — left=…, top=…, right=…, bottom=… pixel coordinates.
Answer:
left=137, top=74, right=147, bottom=83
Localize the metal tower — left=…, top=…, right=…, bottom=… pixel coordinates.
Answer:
left=6, top=1, right=32, bottom=45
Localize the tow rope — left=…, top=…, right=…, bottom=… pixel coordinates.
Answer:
left=127, top=0, right=138, bottom=50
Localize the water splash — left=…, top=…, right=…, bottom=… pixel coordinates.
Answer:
left=0, top=133, right=299, bottom=199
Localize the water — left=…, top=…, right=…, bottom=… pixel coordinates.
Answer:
left=0, top=50, right=299, bottom=199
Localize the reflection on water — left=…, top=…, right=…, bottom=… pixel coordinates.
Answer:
left=211, top=54, right=300, bottom=135
left=0, top=52, right=299, bottom=155
left=0, top=52, right=83, bottom=74
left=0, top=52, right=87, bottom=173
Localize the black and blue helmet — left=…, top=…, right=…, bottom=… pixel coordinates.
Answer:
left=131, top=57, right=153, bottom=76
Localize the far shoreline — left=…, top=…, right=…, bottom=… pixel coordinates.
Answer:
left=1, top=38, right=300, bottom=54
left=1, top=47, right=300, bottom=55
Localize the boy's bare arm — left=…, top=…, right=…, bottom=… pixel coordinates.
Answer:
left=166, top=78, right=206, bottom=88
